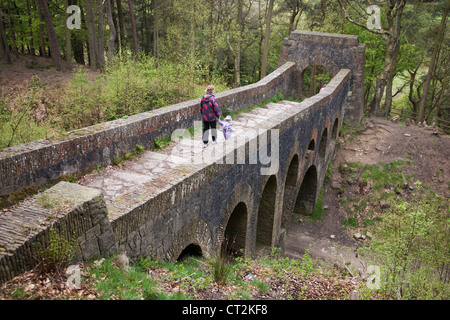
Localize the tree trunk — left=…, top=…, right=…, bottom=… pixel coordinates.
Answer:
left=260, top=0, right=274, bottom=79
left=38, top=0, right=62, bottom=70
left=97, top=0, right=105, bottom=69
left=0, top=12, right=12, bottom=64
left=26, top=0, right=35, bottom=55
left=188, top=0, right=195, bottom=90
left=369, top=1, right=405, bottom=117
left=64, top=0, right=72, bottom=68
left=128, top=0, right=138, bottom=59
left=110, top=0, right=119, bottom=51
left=309, top=62, right=316, bottom=97
left=70, top=0, right=84, bottom=64
left=234, top=0, right=243, bottom=88
left=85, top=0, right=97, bottom=71
left=5, top=0, right=18, bottom=57
left=417, top=0, right=449, bottom=124
left=105, top=0, right=116, bottom=61
left=35, top=0, right=47, bottom=58
left=289, top=0, right=302, bottom=32
left=205, top=0, right=213, bottom=81
left=434, top=69, right=447, bottom=123
left=116, top=0, right=125, bottom=51
left=153, top=0, right=159, bottom=67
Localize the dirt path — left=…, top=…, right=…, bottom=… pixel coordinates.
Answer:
left=284, top=117, right=449, bottom=275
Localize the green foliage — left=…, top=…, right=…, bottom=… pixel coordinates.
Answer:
left=362, top=160, right=405, bottom=191
left=211, top=240, right=233, bottom=285
left=135, top=144, right=144, bottom=155
left=89, top=255, right=167, bottom=300
left=1, top=55, right=230, bottom=148
left=0, top=77, right=53, bottom=149
left=363, top=183, right=450, bottom=299
left=154, top=134, right=172, bottom=149
left=33, top=229, right=78, bottom=277
left=311, top=187, right=325, bottom=221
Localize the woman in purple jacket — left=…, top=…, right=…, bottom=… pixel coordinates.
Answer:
left=200, top=85, right=221, bottom=147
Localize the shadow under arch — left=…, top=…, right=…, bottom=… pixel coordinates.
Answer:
left=293, top=165, right=318, bottom=216
left=281, top=153, right=300, bottom=229
left=331, top=117, right=339, bottom=140
left=256, top=175, right=277, bottom=250
left=177, top=243, right=203, bottom=261
left=224, top=202, right=248, bottom=255
left=216, top=183, right=254, bottom=257
left=318, top=127, right=328, bottom=158
left=164, top=219, right=213, bottom=262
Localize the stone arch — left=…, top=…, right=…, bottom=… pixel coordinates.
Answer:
left=297, top=55, right=340, bottom=79
left=177, top=243, right=203, bottom=261
left=278, top=30, right=366, bottom=126
left=224, top=202, right=248, bottom=255
left=301, top=64, right=334, bottom=98
left=281, top=151, right=301, bottom=229
left=318, top=128, right=328, bottom=158
left=216, top=183, right=253, bottom=257
left=331, top=117, right=339, bottom=140
left=165, top=219, right=212, bottom=262
left=256, top=175, right=277, bottom=250
left=294, top=165, right=318, bottom=216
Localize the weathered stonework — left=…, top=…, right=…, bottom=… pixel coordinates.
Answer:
left=0, top=182, right=115, bottom=283
left=0, top=31, right=364, bottom=284
left=278, top=30, right=365, bottom=126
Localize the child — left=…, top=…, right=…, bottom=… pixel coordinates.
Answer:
left=218, top=115, right=234, bottom=140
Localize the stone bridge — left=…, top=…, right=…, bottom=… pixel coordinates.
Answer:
left=0, top=31, right=365, bottom=283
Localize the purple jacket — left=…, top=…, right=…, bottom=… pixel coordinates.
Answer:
left=218, top=119, right=234, bottom=139
left=200, top=94, right=220, bottom=122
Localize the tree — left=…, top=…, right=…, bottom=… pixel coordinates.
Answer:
left=105, top=0, right=116, bottom=60
left=0, top=7, right=12, bottom=64
left=37, top=0, right=62, bottom=71
left=417, top=0, right=449, bottom=124
left=260, top=0, right=274, bottom=79
left=153, top=0, right=160, bottom=67
left=98, top=0, right=105, bottom=69
left=287, top=0, right=303, bottom=33
left=128, top=0, right=138, bottom=58
left=338, top=0, right=407, bottom=117
left=5, top=0, right=18, bottom=57
left=64, top=0, right=72, bottom=67
left=35, top=0, right=47, bottom=58
left=26, top=0, right=35, bottom=55
left=115, top=0, right=125, bottom=51
left=85, top=0, right=98, bottom=71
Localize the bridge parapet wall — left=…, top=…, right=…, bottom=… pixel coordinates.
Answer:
left=0, top=30, right=365, bottom=284
left=0, top=68, right=350, bottom=284
left=107, top=68, right=351, bottom=262
left=278, top=30, right=365, bottom=126
left=0, top=62, right=296, bottom=199
left=0, top=182, right=115, bottom=284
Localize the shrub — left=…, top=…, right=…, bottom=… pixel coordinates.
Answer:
left=211, top=238, right=233, bottom=285
left=363, top=182, right=450, bottom=299
left=33, top=229, right=78, bottom=277
left=0, top=78, right=52, bottom=149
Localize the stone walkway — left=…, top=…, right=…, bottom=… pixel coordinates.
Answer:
left=77, top=101, right=299, bottom=214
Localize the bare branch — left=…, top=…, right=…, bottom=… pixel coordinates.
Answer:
left=337, top=0, right=390, bottom=36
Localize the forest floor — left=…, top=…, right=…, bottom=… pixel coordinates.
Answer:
left=285, top=116, right=449, bottom=277
left=0, top=53, right=97, bottom=98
